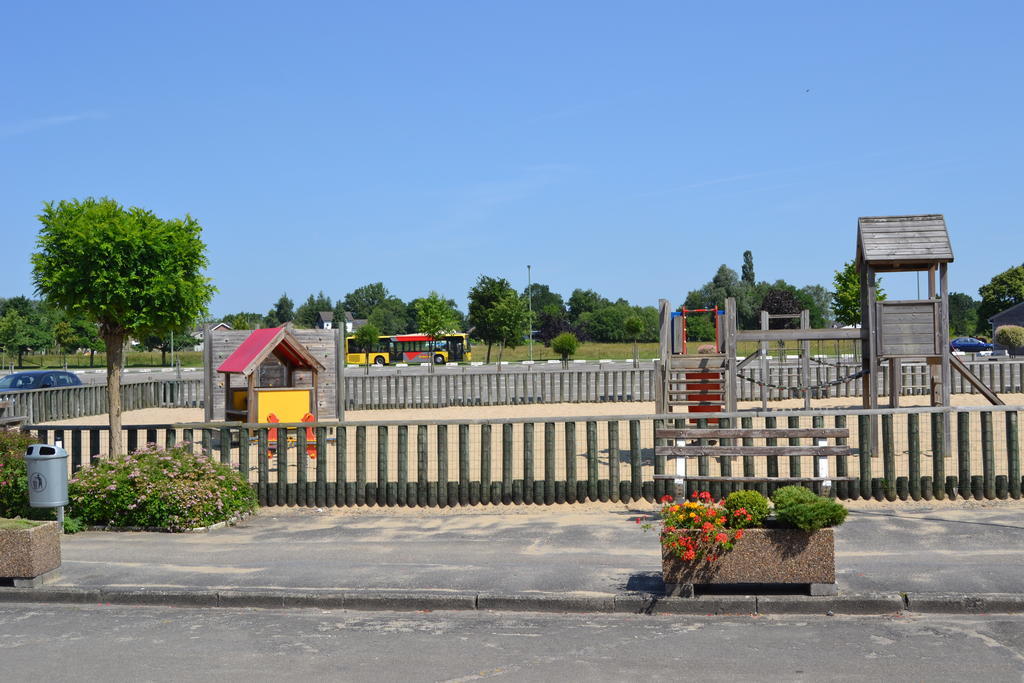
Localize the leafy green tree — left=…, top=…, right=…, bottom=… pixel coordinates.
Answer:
left=831, top=260, right=885, bottom=326
left=0, top=303, right=52, bottom=366
left=32, top=197, right=215, bottom=456
left=221, top=312, right=264, bottom=330
left=741, top=250, right=755, bottom=285
left=413, top=291, right=461, bottom=341
left=567, top=288, right=610, bottom=322
left=799, top=284, right=833, bottom=327
left=523, top=283, right=564, bottom=316
left=948, top=292, right=980, bottom=337
left=492, top=290, right=530, bottom=365
left=551, top=332, right=579, bottom=366
left=977, top=263, right=1024, bottom=328
left=265, top=293, right=294, bottom=327
left=685, top=264, right=760, bottom=330
left=467, top=275, right=516, bottom=363
left=352, top=323, right=382, bottom=370
left=367, top=297, right=410, bottom=334
left=580, top=302, right=633, bottom=342
left=624, top=315, right=644, bottom=367
left=343, top=282, right=390, bottom=320
left=293, top=291, right=333, bottom=328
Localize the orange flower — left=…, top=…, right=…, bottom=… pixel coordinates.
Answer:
left=735, top=529, right=745, bottom=539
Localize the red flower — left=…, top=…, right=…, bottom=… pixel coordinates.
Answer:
left=701, top=522, right=714, bottom=532
left=715, top=532, right=728, bottom=543
left=635, top=517, right=642, bottom=524
left=735, top=529, right=744, bottom=539
left=660, top=494, right=674, bottom=503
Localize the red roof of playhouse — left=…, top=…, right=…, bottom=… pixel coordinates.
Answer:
left=217, top=327, right=323, bottom=376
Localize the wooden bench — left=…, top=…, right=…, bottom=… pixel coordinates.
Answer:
left=653, top=426, right=858, bottom=490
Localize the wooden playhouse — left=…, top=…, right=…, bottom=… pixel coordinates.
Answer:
left=217, top=327, right=326, bottom=424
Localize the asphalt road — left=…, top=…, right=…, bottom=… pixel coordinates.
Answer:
left=1, top=604, right=1022, bottom=681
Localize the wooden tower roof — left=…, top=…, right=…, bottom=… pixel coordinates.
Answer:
left=856, top=215, right=953, bottom=272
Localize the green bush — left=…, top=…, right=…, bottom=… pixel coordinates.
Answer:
left=0, top=429, right=40, bottom=520
left=551, top=332, right=579, bottom=361
left=69, top=446, right=258, bottom=531
left=995, top=325, right=1024, bottom=349
left=723, top=489, right=770, bottom=529
left=771, top=485, right=818, bottom=510
left=772, top=485, right=847, bottom=532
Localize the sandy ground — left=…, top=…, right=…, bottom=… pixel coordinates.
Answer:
left=38, top=391, right=1024, bottom=428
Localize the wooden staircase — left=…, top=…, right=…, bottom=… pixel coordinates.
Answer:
left=666, top=354, right=728, bottom=418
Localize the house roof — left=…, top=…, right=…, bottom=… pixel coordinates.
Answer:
left=857, top=215, right=953, bottom=271
left=217, top=327, right=324, bottom=376
left=192, top=321, right=231, bottom=337
left=317, top=311, right=333, bottom=322
left=990, top=300, right=1024, bottom=324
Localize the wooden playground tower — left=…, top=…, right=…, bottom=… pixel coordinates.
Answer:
left=656, top=214, right=1002, bottom=419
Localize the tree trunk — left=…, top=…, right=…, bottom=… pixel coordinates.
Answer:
left=89, top=349, right=95, bottom=367
left=104, top=329, right=125, bottom=457
left=486, top=343, right=492, bottom=364
left=497, top=342, right=504, bottom=372
left=633, top=340, right=639, bottom=368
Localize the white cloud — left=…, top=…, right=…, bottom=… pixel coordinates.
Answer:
left=0, top=111, right=106, bottom=138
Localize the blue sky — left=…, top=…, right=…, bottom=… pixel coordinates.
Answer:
left=3, top=2, right=1022, bottom=318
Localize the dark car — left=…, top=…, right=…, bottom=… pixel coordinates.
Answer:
left=0, top=370, right=83, bottom=392
left=949, top=337, right=994, bottom=353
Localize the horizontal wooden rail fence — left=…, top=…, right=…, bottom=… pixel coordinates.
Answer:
left=344, top=359, right=1024, bottom=409
left=343, top=366, right=657, bottom=409
left=2, top=379, right=201, bottom=424
left=24, top=405, right=1022, bottom=507
left=2, top=359, right=1021, bottom=419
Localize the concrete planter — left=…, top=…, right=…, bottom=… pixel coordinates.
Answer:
left=0, top=521, right=61, bottom=584
left=662, top=527, right=836, bottom=597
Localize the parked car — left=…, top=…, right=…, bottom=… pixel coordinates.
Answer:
left=0, top=370, right=83, bottom=392
left=949, top=337, right=994, bottom=353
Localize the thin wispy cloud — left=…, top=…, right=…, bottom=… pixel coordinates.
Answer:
left=0, top=111, right=106, bottom=138
left=433, top=163, right=577, bottom=229
left=636, top=152, right=892, bottom=199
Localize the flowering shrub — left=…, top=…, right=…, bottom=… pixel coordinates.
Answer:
left=69, top=445, right=258, bottom=531
left=642, top=492, right=753, bottom=562
left=0, top=429, right=40, bottom=520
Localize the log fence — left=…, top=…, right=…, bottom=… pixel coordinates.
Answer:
left=25, top=405, right=1023, bottom=507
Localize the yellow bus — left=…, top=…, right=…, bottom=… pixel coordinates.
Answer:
left=345, top=333, right=472, bottom=366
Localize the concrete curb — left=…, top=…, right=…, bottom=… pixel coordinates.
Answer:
left=3, top=587, right=1024, bottom=615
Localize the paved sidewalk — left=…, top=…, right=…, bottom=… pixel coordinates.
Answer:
left=3, top=501, right=1023, bottom=615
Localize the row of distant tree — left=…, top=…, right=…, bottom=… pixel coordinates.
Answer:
left=215, top=254, right=1024, bottom=359
left=0, top=296, right=195, bottom=367
left=4, top=257, right=1022, bottom=368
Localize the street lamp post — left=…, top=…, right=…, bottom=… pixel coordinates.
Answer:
left=527, top=265, right=533, bottom=362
